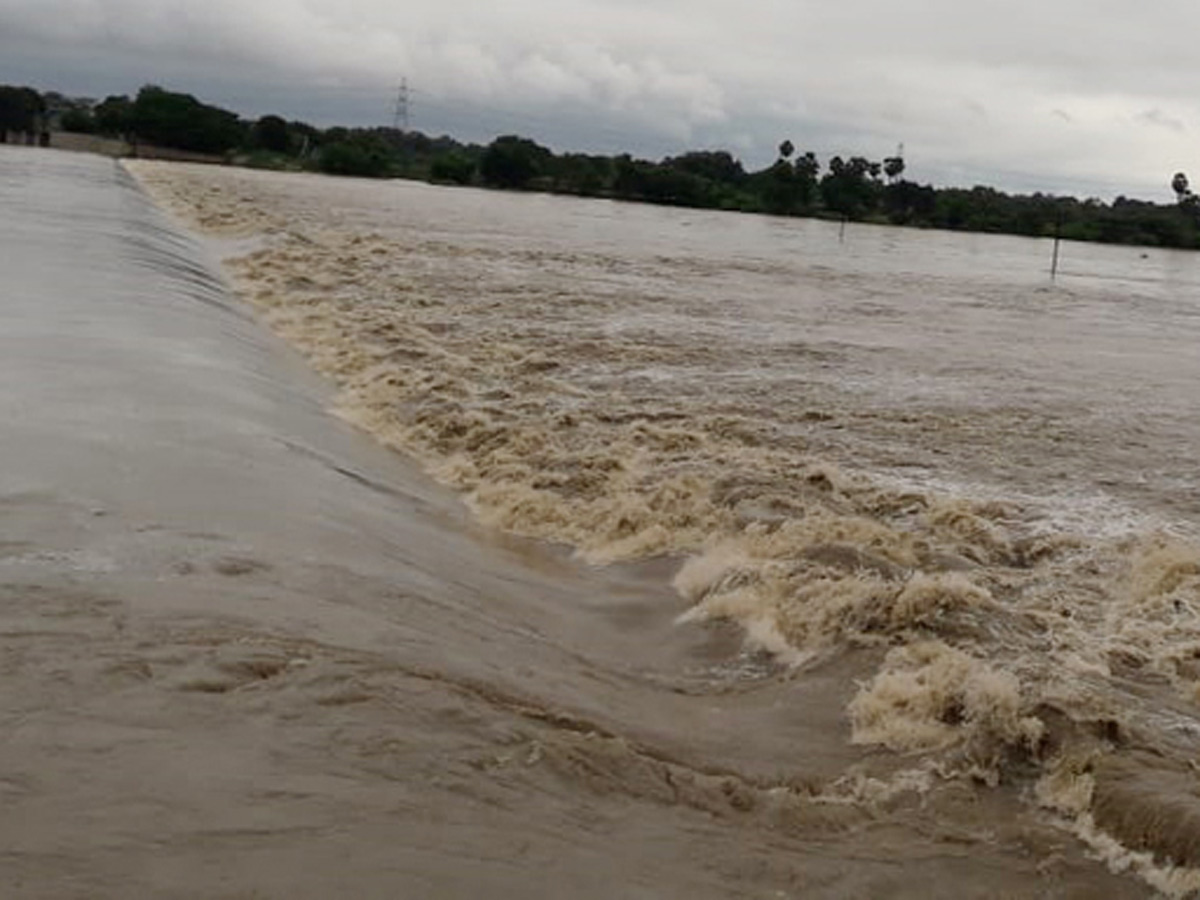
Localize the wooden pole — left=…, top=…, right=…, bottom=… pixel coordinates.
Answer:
left=1050, top=219, right=1061, bottom=279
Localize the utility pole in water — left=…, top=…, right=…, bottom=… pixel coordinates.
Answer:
left=1050, top=215, right=1062, bottom=279
left=392, top=79, right=410, bottom=131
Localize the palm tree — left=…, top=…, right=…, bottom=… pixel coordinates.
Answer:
left=1172, top=171, right=1190, bottom=203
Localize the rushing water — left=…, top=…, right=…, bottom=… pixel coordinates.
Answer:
left=127, top=159, right=1200, bottom=896
left=150, top=164, right=1200, bottom=531
left=7, top=144, right=1200, bottom=897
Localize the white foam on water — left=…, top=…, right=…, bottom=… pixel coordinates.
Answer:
left=128, top=158, right=1200, bottom=895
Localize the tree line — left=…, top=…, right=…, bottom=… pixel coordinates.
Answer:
left=0, top=85, right=47, bottom=141
left=6, top=81, right=1200, bottom=250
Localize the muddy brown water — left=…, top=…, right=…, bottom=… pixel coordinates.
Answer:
left=6, top=145, right=1200, bottom=897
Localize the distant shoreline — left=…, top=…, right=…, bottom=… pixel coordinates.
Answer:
left=5, top=77, right=1197, bottom=252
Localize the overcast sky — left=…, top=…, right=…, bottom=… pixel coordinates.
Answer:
left=1, top=0, right=1195, bottom=199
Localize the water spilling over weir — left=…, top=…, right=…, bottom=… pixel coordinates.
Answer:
left=5, top=144, right=1200, bottom=896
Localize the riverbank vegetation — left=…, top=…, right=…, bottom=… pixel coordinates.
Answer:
left=6, top=80, right=1200, bottom=250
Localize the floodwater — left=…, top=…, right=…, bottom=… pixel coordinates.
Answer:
left=5, top=145, right=1200, bottom=897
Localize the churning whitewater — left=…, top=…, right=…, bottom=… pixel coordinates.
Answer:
left=125, top=159, right=1200, bottom=896
left=126, top=157, right=1200, bottom=896
left=6, top=144, right=1199, bottom=897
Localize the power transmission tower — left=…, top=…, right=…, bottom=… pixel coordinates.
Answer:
left=884, top=142, right=906, bottom=182
left=392, top=79, right=410, bottom=131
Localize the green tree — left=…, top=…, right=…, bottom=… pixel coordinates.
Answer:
left=820, top=155, right=882, bottom=217
left=551, top=153, right=613, bottom=196
left=479, top=135, right=552, bottom=189
left=129, top=85, right=245, bottom=154
left=665, top=150, right=745, bottom=186
left=60, top=108, right=96, bottom=133
left=93, top=95, right=132, bottom=136
left=1172, top=172, right=1191, bottom=204
left=317, top=134, right=394, bottom=177
left=0, top=85, right=44, bottom=136
left=252, top=115, right=292, bottom=154
left=794, top=151, right=820, bottom=208
left=882, top=179, right=935, bottom=224
left=883, top=154, right=905, bottom=182
left=429, top=152, right=476, bottom=185
left=761, top=159, right=799, bottom=214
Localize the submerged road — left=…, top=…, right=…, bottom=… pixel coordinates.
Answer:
left=0, top=148, right=1148, bottom=899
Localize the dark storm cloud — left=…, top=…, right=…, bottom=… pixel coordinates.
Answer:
left=2, top=0, right=1197, bottom=198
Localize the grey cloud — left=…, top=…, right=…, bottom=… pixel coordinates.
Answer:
left=1136, top=109, right=1186, bottom=133
left=1, top=0, right=1197, bottom=199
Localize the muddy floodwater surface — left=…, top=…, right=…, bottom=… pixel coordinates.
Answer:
left=6, top=145, right=1200, bottom=897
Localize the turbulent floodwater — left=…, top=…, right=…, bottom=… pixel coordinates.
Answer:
left=124, top=160, right=1200, bottom=895
left=9, top=144, right=1200, bottom=897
